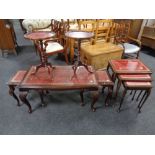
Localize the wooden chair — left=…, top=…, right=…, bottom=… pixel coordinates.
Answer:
left=78, top=20, right=96, bottom=45
left=80, top=19, right=123, bottom=70
left=114, top=22, right=141, bottom=58
left=94, top=19, right=112, bottom=44
left=35, top=20, right=69, bottom=64
left=108, top=21, right=117, bottom=42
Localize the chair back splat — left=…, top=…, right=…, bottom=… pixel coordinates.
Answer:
left=114, top=21, right=141, bottom=58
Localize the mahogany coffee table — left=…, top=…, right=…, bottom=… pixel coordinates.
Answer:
left=19, top=65, right=99, bottom=113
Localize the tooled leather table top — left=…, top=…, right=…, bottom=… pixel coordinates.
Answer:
left=109, top=59, right=152, bottom=74
left=19, top=66, right=98, bottom=90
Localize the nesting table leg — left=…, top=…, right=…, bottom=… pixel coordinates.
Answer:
left=80, top=89, right=84, bottom=106
left=131, top=90, right=137, bottom=101
left=115, top=79, right=121, bottom=99
left=136, top=90, right=143, bottom=101
left=118, top=88, right=127, bottom=112
left=137, top=91, right=147, bottom=108
left=138, top=89, right=151, bottom=113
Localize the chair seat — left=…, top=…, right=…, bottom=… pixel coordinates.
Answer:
left=119, top=74, right=152, bottom=81
left=45, top=42, right=64, bottom=54
left=95, top=70, right=113, bottom=86
left=123, top=43, right=140, bottom=54
left=124, top=81, right=152, bottom=88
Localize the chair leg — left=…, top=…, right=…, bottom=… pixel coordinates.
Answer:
left=118, top=88, right=127, bottom=112
left=13, top=49, right=17, bottom=56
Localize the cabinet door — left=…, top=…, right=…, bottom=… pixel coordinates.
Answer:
left=0, top=19, right=16, bottom=50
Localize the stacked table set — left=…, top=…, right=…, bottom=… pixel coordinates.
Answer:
left=107, top=59, right=152, bottom=113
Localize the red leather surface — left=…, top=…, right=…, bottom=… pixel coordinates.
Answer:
left=24, top=31, right=55, bottom=41
left=8, top=70, right=27, bottom=85
left=110, top=59, right=151, bottom=73
left=95, top=70, right=113, bottom=85
left=125, top=81, right=152, bottom=88
left=20, top=66, right=98, bottom=89
left=119, top=74, right=152, bottom=81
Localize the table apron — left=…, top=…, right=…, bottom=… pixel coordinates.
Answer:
left=19, top=87, right=98, bottom=92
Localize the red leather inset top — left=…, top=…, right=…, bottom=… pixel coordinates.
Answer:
left=20, top=66, right=98, bottom=90
left=119, top=74, right=152, bottom=81
left=95, top=70, right=113, bottom=86
left=124, top=81, right=152, bottom=88
left=8, top=70, right=27, bottom=85
left=109, top=59, right=151, bottom=74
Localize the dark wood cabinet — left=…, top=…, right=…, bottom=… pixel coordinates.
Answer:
left=0, top=19, right=17, bottom=56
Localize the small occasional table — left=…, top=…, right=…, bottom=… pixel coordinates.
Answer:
left=108, top=59, right=152, bottom=82
left=108, top=59, right=152, bottom=101
left=24, top=31, right=55, bottom=73
left=19, top=65, right=99, bottom=113
left=65, top=31, right=94, bottom=74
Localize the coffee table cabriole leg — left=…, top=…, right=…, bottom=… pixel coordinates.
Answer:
left=38, top=90, right=46, bottom=107
left=9, top=85, right=20, bottom=106
left=91, top=91, right=99, bottom=112
left=80, top=89, right=85, bottom=106
left=19, top=91, right=32, bottom=113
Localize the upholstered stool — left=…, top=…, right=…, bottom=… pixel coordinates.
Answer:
left=95, top=70, right=114, bottom=106
left=118, top=81, right=152, bottom=113
left=7, top=70, right=27, bottom=106
left=115, top=74, right=152, bottom=98
left=80, top=42, right=123, bottom=70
